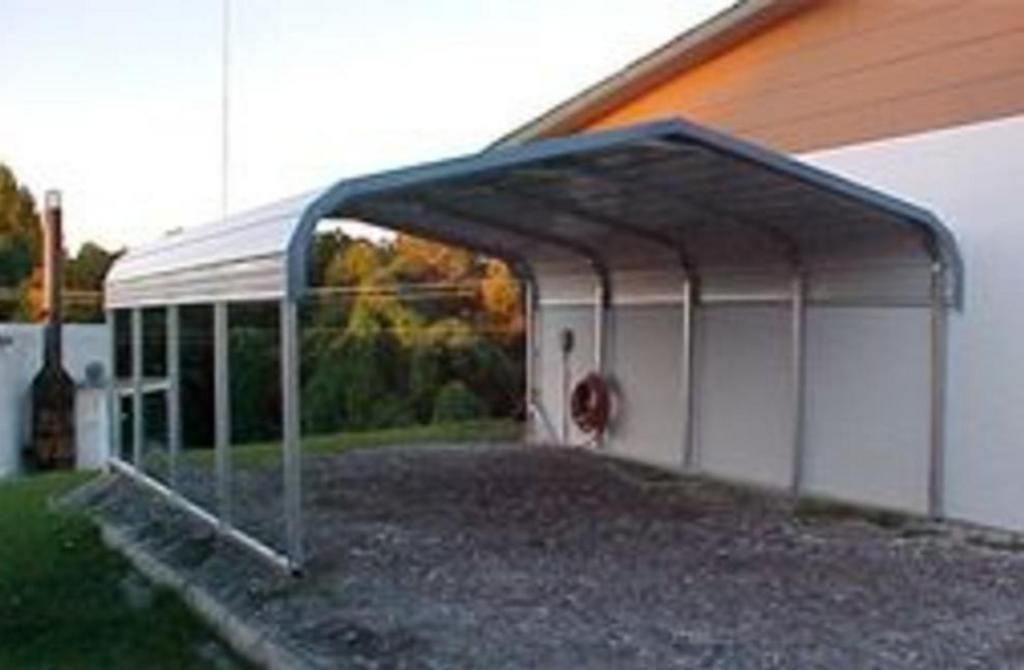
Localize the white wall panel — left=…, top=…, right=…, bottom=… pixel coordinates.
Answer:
left=0, top=327, right=41, bottom=477
left=695, top=305, right=793, bottom=488
left=803, top=307, right=930, bottom=513
left=605, top=304, right=686, bottom=468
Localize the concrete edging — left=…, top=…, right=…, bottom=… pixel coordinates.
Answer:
left=99, top=524, right=313, bottom=670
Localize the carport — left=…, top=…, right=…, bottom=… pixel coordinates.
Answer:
left=104, top=118, right=962, bottom=572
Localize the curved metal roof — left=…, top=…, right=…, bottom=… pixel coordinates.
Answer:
left=106, top=119, right=962, bottom=309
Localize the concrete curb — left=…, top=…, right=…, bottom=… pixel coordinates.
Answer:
left=99, top=524, right=313, bottom=670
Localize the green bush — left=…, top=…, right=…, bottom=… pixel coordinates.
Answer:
left=432, top=381, right=487, bottom=424
left=230, top=327, right=280, bottom=443
left=408, top=342, right=443, bottom=422
left=369, top=393, right=417, bottom=429
left=454, top=338, right=521, bottom=419
left=302, top=328, right=410, bottom=434
left=301, top=340, right=349, bottom=435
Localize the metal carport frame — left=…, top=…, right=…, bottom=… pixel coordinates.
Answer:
left=104, top=119, right=963, bottom=572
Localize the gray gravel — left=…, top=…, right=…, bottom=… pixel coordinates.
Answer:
left=78, top=444, right=1024, bottom=669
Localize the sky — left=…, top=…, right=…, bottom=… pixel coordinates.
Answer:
left=0, top=0, right=731, bottom=251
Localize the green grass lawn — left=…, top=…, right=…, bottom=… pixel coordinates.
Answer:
left=176, top=418, right=523, bottom=469
left=0, top=472, right=248, bottom=670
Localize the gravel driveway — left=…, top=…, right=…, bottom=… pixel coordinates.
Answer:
left=82, top=443, right=1024, bottom=669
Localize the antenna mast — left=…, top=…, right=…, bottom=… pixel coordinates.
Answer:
left=221, top=0, right=231, bottom=222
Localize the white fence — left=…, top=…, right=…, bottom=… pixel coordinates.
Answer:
left=0, top=323, right=110, bottom=478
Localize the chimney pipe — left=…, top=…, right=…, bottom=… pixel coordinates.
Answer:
left=43, top=189, right=63, bottom=367
left=30, top=189, right=75, bottom=470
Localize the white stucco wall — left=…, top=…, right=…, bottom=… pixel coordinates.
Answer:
left=804, top=114, right=1024, bottom=530
left=0, top=324, right=110, bottom=477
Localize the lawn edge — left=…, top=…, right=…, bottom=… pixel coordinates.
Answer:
left=98, top=523, right=315, bottom=670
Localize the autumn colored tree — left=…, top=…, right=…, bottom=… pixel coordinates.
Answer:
left=0, top=164, right=42, bottom=320
left=0, top=162, right=119, bottom=322
left=298, top=228, right=526, bottom=435
left=339, top=238, right=387, bottom=285
left=479, top=259, right=523, bottom=342
left=391, top=234, right=475, bottom=283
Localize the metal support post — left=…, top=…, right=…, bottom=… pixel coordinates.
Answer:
left=524, top=281, right=535, bottom=443
left=108, top=458, right=291, bottom=573
left=106, top=309, right=120, bottom=465
left=593, top=282, right=604, bottom=373
left=790, top=273, right=808, bottom=496
left=166, top=305, right=181, bottom=489
left=593, top=279, right=608, bottom=448
left=280, top=299, right=304, bottom=570
left=131, top=308, right=143, bottom=467
left=681, top=277, right=697, bottom=471
left=928, top=263, right=948, bottom=518
left=213, top=302, right=231, bottom=527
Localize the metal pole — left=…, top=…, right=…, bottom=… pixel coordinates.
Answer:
left=560, top=344, right=571, bottom=444
left=108, top=458, right=292, bottom=573
left=593, top=279, right=608, bottom=448
left=42, top=191, right=64, bottom=370
left=790, top=273, right=807, bottom=496
left=593, top=280, right=605, bottom=374
left=166, top=305, right=181, bottom=489
left=681, top=277, right=697, bottom=471
left=106, top=309, right=120, bottom=465
left=280, top=299, right=303, bottom=569
left=213, top=302, right=231, bottom=527
left=928, top=263, right=948, bottom=518
left=131, top=308, right=143, bottom=467
left=221, top=0, right=231, bottom=223
left=523, top=281, right=535, bottom=443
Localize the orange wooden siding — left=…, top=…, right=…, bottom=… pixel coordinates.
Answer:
left=583, top=0, right=1024, bottom=152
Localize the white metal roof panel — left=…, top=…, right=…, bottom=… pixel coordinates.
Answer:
left=105, top=192, right=318, bottom=308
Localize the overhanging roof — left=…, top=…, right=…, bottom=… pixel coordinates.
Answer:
left=106, top=119, right=962, bottom=309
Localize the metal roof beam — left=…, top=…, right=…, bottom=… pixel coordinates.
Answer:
left=568, top=158, right=802, bottom=269
left=657, top=124, right=961, bottom=305
left=481, top=178, right=696, bottom=276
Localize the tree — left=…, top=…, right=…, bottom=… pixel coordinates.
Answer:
left=308, top=228, right=348, bottom=286
left=230, top=325, right=281, bottom=443
left=0, top=163, right=118, bottom=322
left=479, top=259, right=523, bottom=342
left=66, top=242, right=116, bottom=290
left=0, top=164, right=41, bottom=320
left=295, top=228, right=527, bottom=435
left=391, top=234, right=476, bottom=283
left=65, top=242, right=119, bottom=322
left=324, top=238, right=384, bottom=286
